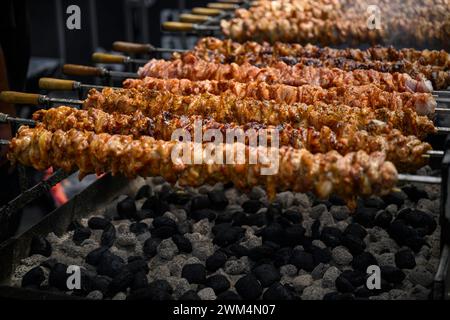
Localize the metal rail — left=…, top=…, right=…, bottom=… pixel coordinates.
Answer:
left=0, top=169, right=70, bottom=226
left=398, top=174, right=442, bottom=184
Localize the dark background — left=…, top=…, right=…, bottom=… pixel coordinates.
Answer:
left=28, top=0, right=208, bottom=65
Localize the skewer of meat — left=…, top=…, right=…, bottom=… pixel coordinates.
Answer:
left=0, top=87, right=437, bottom=138
left=193, top=37, right=450, bottom=68
left=84, top=88, right=436, bottom=139
left=33, top=106, right=432, bottom=171
left=221, top=10, right=450, bottom=48
left=139, top=54, right=433, bottom=93
left=123, top=77, right=437, bottom=116
left=7, top=125, right=398, bottom=205
left=179, top=51, right=449, bottom=90
left=233, top=1, right=343, bottom=21
left=240, top=0, right=450, bottom=23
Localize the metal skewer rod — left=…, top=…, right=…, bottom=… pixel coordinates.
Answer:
left=113, top=41, right=190, bottom=55
left=0, top=91, right=83, bottom=106
left=436, top=127, right=450, bottom=134
left=0, top=113, right=36, bottom=126
left=427, top=150, right=445, bottom=157
left=436, top=97, right=450, bottom=104
left=436, top=108, right=450, bottom=113
left=398, top=174, right=442, bottom=184
left=435, top=90, right=450, bottom=96
left=0, top=139, right=10, bottom=145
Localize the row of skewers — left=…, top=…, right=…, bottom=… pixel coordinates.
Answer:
left=160, top=0, right=450, bottom=50
left=1, top=33, right=450, bottom=207
left=220, top=0, right=450, bottom=48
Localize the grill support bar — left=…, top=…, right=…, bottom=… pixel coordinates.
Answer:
left=0, top=169, right=69, bottom=240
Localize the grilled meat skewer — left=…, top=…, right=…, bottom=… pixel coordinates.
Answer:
left=7, top=126, right=398, bottom=206
left=33, top=106, right=432, bottom=171
left=124, top=77, right=436, bottom=116
left=220, top=12, right=450, bottom=48
left=194, top=37, right=450, bottom=68
left=180, top=51, right=450, bottom=90
left=139, top=54, right=433, bottom=93
left=84, top=88, right=436, bottom=138
left=238, top=0, right=450, bottom=25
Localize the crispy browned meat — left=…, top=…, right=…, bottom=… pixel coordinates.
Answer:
left=124, top=78, right=436, bottom=116
left=195, top=37, right=450, bottom=68
left=221, top=17, right=449, bottom=48
left=235, top=0, right=342, bottom=21
left=139, top=54, right=433, bottom=93
left=32, top=106, right=432, bottom=171
left=221, top=1, right=450, bottom=49
left=7, top=126, right=398, bottom=204
left=184, top=40, right=450, bottom=89
left=240, top=0, right=450, bottom=23
left=84, top=87, right=436, bottom=138
left=33, top=107, right=152, bottom=137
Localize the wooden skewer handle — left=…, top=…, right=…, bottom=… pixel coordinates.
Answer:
left=207, top=3, right=238, bottom=10
left=180, top=13, right=210, bottom=23
left=192, top=7, right=222, bottom=16
left=39, top=78, right=76, bottom=91
left=112, top=41, right=153, bottom=54
left=217, top=0, right=244, bottom=3
left=0, top=91, right=40, bottom=105
left=162, top=21, right=195, bottom=32
left=63, top=64, right=104, bottom=77
left=92, top=52, right=126, bottom=64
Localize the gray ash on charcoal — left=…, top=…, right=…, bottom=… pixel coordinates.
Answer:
left=11, top=177, right=442, bottom=300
